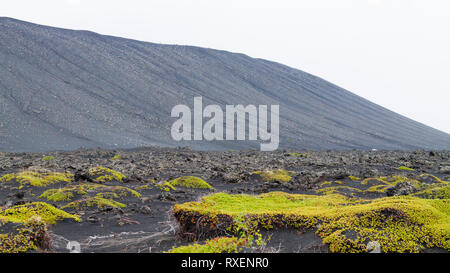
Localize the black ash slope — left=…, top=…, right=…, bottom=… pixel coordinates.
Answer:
left=0, top=17, right=449, bottom=152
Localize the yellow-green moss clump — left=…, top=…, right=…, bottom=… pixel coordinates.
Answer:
left=361, top=176, right=424, bottom=194
left=0, top=171, right=72, bottom=187
left=0, top=202, right=80, bottom=224
left=38, top=183, right=140, bottom=202
left=99, top=185, right=141, bottom=198
left=0, top=232, right=37, bottom=253
left=316, top=186, right=362, bottom=195
left=173, top=192, right=449, bottom=253
left=0, top=218, right=50, bottom=253
left=40, top=188, right=74, bottom=202
left=167, top=237, right=247, bottom=253
left=398, top=166, right=415, bottom=171
left=38, top=184, right=107, bottom=203
left=349, top=176, right=361, bottom=181
left=89, top=167, right=126, bottom=182
left=168, top=176, right=214, bottom=190
left=288, top=152, right=307, bottom=157
left=62, top=195, right=126, bottom=210
left=253, top=169, right=295, bottom=182
left=154, top=181, right=176, bottom=192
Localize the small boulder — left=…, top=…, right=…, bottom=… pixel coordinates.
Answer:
left=386, top=181, right=418, bottom=196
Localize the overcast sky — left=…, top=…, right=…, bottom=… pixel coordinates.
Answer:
left=2, top=0, right=449, bottom=133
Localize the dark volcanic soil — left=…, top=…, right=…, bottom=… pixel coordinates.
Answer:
left=0, top=147, right=449, bottom=253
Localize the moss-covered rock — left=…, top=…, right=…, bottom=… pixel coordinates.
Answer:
left=173, top=192, right=449, bottom=253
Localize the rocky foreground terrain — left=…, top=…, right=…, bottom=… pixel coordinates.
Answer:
left=0, top=147, right=449, bottom=253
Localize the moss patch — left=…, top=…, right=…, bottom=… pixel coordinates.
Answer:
left=360, top=176, right=424, bottom=194
left=253, top=169, right=295, bottom=182
left=288, top=152, right=307, bottom=157
left=398, top=166, right=415, bottom=171
left=349, top=176, right=361, bottom=181
left=89, top=167, right=126, bottom=182
left=316, top=186, right=362, bottom=195
left=413, top=184, right=450, bottom=199
left=0, top=218, right=50, bottom=253
left=0, top=231, right=37, bottom=253
left=174, top=192, right=449, bottom=253
left=0, top=202, right=80, bottom=224
left=168, top=176, right=214, bottom=190
left=1, top=171, right=72, bottom=187
left=62, top=195, right=126, bottom=210
left=40, top=188, right=74, bottom=202
left=154, top=181, right=176, bottom=192
left=167, top=237, right=247, bottom=253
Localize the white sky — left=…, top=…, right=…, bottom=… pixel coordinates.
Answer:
left=2, top=0, right=449, bottom=133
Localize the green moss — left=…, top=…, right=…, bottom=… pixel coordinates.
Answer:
left=360, top=176, right=424, bottom=194
left=168, top=176, right=214, bottom=190
left=0, top=218, right=49, bottom=253
left=288, top=152, right=307, bottom=157
left=365, top=185, right=388, bottom=193
left=62, top=195, right=126, bottom=210
left=349, top=176, right=361, bottom=181
left=0, top=202, right=80, bottom=224
left=0, top=232, right=36, bottom=253
left=398, top=166, right=415, bottom=171
left=414, top=184, right=450, bottom=199
left=155, top=181, right=176, bottom=192
left=40, top=189, right=74, bottom=202
left=253, top=169, right=295, bottom=182
left=39, top=183, right=141, bottom=202
left=96, top=185, right=141, bottom=198
left=89, top=167, right=126, bottom=182
left=112, top=154, right=121, bottom=160
left=136, top=184, right=151, bottom=190
left=316, top=186, right=362, bottom=195
left=167, top=237, right=247, bottom=253
left=320, top=181, right=332, bottom=186
left=420, top=173, right=448, bottom=184
left=42, top=156, right=55, bottom=161
left=174, top=192, right=449, bottom=253
left=0, top=171, right=72, bottom=187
